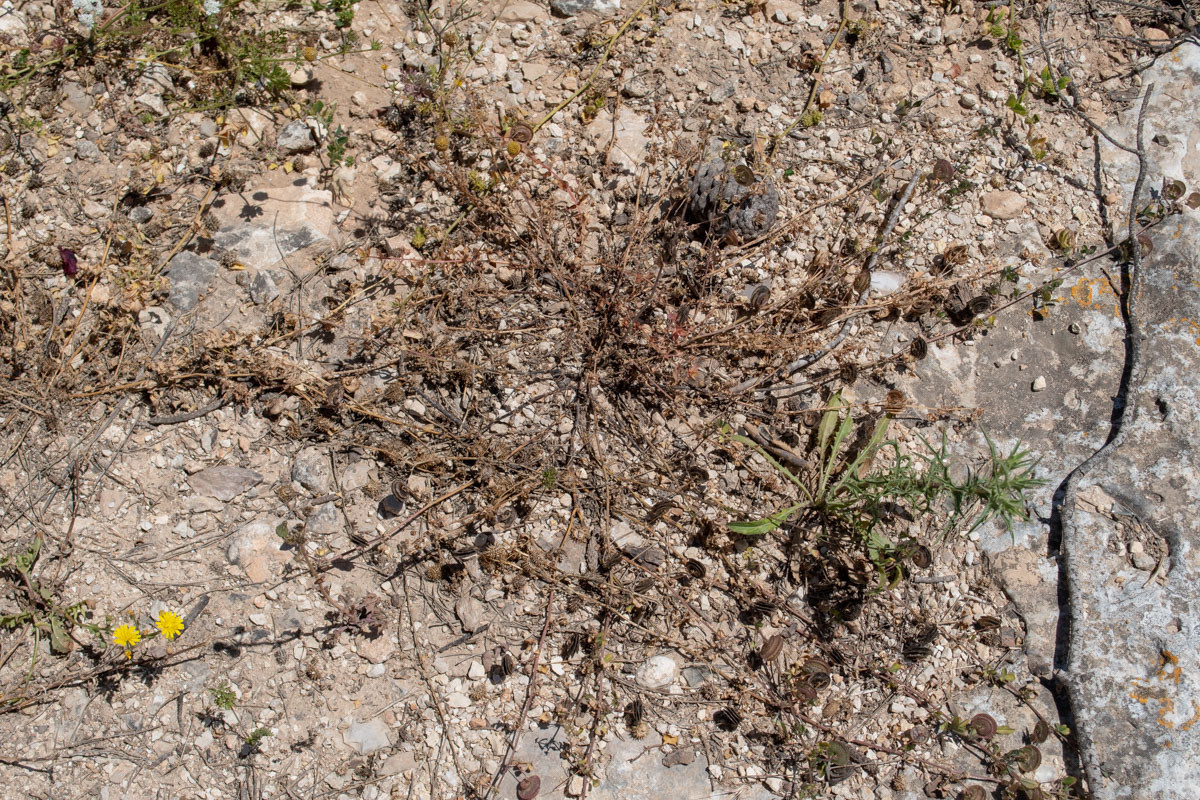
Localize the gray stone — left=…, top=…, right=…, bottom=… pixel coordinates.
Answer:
left=343, top=718, right=391, bottom=755
left=249, top=270, right=280, bottom=304
left=277, top=120, right=316, bottom=155
left=213, top=223, right=327, bottom=271
left=74, top=139, right=101, bottom=160
left=134, top=92, right=167, bottom=116
left=189, top=466, right=263, bottom=501
left=551, top=0, right=620, bottom=15
left=1059, top=43, right=1200, bottom=799
left=208, top=182, right=335, bottom=270
left=905, top=43, right=1200, bottom=800
left=291, top=447, right=331, bottom=493
left=273, top=608, right=307, bottom=633
left=455, top=595, right=487, bottom=634
left=166, top=251, right=219, bottom=311
left=128, top=206, right=153, bottom=224
left=304, top=501, right=343, bottom=536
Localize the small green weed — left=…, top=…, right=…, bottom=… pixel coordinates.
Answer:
left=211, top=681, right=237, bottom=710
left=725, top=393, right=1043, bottom=583
left=244, top=726, right=273, bottom=749
left=0, top=536, right=95, bottom=655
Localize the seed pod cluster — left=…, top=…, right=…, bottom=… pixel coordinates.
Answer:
left=883, top=389, right=907, bottom=416
left=687, top=158, right=780, bottom=241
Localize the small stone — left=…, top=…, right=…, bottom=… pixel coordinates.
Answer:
left=304, top=501, right=344, bottom=535
left=277, top=120, right=316, bottom=155
left=446, top=692, right=471, bottom=709
left=1113, top=15, right=1133, bottom=37
left=960, top=92, right=979, bottom=109
left=82, top=200, right=109, bottom=220
left=622, top=77, right=651, bottom=98
left=289, top=66, right=314, bottom=87
left=1143, top=27, right=1169, bottom=46
left=291, top=447, right=332, bottom=493
left=138, top=306, right=171, bottom=340
left=566, top=774, right=586, bottom=796
left=226, top=521, right=290, bottom=583
left=585, top=107, right=648, bottom=174
left=981, top=190, right=1027, bottom=220
left=636, top=654, right=679, bottom=689
left=357, top=633, right=396, bottom=664
left=134, top=92, right=167, bottom=116
left=344, top=718, right=391, bottom=755
left=190, top=466, right=263, bottom=501
left=455, top=595, right=487, bottom=634
left=1131, top=551, right=1156, bottom=571
left=249, top=270, right=280, bottom=304
left=128, top=206, right=153, bottom=224
left=499, top=0, right=549, bottom=23
left=1031, top=376, right=1047, bottom=392
left=166, top=251, right=219, bottom=311
left=75, top=139, right=101, bottom=160
left=468, top=661, right=487, bottom=680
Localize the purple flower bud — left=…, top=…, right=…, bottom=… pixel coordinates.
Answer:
left=59, top=247, right=78, bottom=277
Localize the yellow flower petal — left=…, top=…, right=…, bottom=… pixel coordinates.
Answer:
left=155, top=610, right=185, bottom=640
left=113, top=624, right=142, bottom=649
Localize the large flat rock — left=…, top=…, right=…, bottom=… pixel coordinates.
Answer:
left=907, top=44, right=1200, bottom=800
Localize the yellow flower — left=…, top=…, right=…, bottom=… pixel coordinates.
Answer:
left=155, top=610, right=185, bottom=640
left=113, top=624, right=141, bottom=658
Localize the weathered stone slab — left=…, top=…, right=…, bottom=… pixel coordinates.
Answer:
left=896, top=42, right=1200, bottom=800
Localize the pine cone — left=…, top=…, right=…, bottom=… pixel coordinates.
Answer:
left=687, top=158, right=779, bottom=240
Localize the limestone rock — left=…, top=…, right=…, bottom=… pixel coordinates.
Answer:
left=189, top=466, right=263, bottom=501
left=981, top=190, right=1027, bottom=220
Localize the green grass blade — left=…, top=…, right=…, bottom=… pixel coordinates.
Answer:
left=727, top=503, right=805, bottom=536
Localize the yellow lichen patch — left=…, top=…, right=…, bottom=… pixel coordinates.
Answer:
left=1069, top=277, right=1120, bottom=317
left=1157, top=649, right=1182, bottom=683
left=1162, top=317, right=1200, bottom=347
left=1129, top=650, right=1196, bottom=731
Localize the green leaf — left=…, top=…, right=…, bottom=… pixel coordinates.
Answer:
left=833, top=415, right=891, bottom=496
left=48, top=616, right=72, bottom=655
left=816, top=392, right=841, bottom=458
left=727, top=503, right=804, bottom=536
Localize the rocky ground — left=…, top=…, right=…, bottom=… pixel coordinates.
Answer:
left=0, top=0, right=1197, bottom=799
